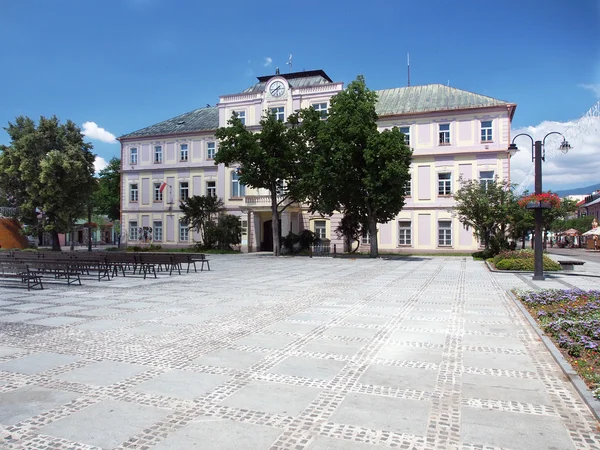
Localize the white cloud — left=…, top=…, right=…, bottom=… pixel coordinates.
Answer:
left=263, top=57, right=272, bottom=67
left=82, top=121, right=117, bottom=144
left=510, top=104, right=600, bottom=192
left=579, top=84, right=600, bottom=98
left=94, top=156, right=108, bottom=173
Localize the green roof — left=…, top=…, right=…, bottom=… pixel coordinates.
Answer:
left=375, top=84, right=509, bottom=116
left=119, top=106, right=218, bottom=139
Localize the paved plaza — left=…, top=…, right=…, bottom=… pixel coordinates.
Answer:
left=1, top=254, right=600, bottom=449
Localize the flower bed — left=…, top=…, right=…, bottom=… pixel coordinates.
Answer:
left=517, top=289, right=600, bottom=398
left=517, top=192, right=561, bottom=209
left=491, top=250, right=562, bottom=271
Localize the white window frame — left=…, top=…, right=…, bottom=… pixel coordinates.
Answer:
left=153, top=183, right=163, bottom=202
left=438, top=172, right=452, bottom=196
left=130, top=148, right=138, bottom=165
left=399, top=126, right=410, bottom=145
left=398, top=221, right=412, bottom=246
left=270, top=107, right=285, bottom=122
left=179, top=223, right=189, bottom=242
left=206, top=180, right=216, bottom=197
left=479, top=170, right=495, bottom=190
left=241, top=219, right=248, bottom=236
left=439, top=124, right=450, bottom=145
left=179, top=181, right=189, bottom=201
left=314, top=220, right=327, bottom=240
left=231, top=171, right=245, bottom=198
left=404, top=175, right=412, bottom=197
left=129, top=221, right=138, bottom=241
left=130, top=184, right=138, bottom=202
left=312, top=103, right=328, bottom=119
left=236, top=111, right=246, bottom=125
left=180, top=143, right=188, bottom=161
left=361, top=233, right=371, bottom=245
left=438, top=220, right=452, bottom=247
left=207, top=142, right=216, bottom=160
left=154, top=145, right=163, bottom=163
left=481, top=120, right=493, bottom=142
left=153, top=221, right=163, bottom=242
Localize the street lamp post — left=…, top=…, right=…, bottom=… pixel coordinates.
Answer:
left=509, top=133, right=571, bottom=281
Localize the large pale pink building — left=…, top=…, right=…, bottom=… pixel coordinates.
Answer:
left=118, top=69, right=516, bottom=252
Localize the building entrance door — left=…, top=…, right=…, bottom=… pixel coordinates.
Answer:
left=262, top=220, right=273, bottom=252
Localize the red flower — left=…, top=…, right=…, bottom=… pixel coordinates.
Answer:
left=518, top=192, right=561, bottom=209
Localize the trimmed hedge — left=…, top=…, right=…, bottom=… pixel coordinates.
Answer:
left=492, top=250, right=561, bottom=271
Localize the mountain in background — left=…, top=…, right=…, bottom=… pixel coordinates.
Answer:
left=556, top=183, right=600, bottom=197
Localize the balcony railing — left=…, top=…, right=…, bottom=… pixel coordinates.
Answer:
left=244, top=195, right=299, bottom=208
left=0, top=207, right=18, bottom=218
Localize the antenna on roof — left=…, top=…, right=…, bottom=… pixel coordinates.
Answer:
left=286, top=54, right=293, bottom=72
left=407, top=53, right=410, bottom=87
left=275, top=67, right=280, bottom=75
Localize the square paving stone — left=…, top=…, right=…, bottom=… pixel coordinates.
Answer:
left=28, top=316, right=84, bottom=327
left=330, top=393, right=430, bottom=436
left=400, top=319, right=449, bottom=332
left=461, top=372, right=551, bottom=405
left=269, top=356, right=347, bottom=381
left=234, top=333, right=298, bottom=349
left=308, top=436, right=383, bottom=450
left=461, top=333, right=525, bottom=350
left=342, top=315, right=389, bottom=326
left=389, top=329, right=447, bottom=345
left=288, top=312, right=330, bottom=323
left=0, top=385, right=80, bottom=425
left=192, top=348, right=266, bottom=370
left=111, top=301, right=155, bottom=310
left=221, top=380, right=321, bottom=416
left=321, top=326, right=378, bottom=339
left=358, top=364, right=438, bottom=392
left=55, top=361, right=148, bottom=386
left=375, top=344, right=443, bottom=364
left=4, top=302, right=50, bottom=311
left=71, top=319, right=126, bottom=332
left=151, top=416, right=284, bottom=450
left=78, top=299, right=121, bottom=307
left=76, top=308, right=127, bottom=317
left=462, top=350, right=537, bottom=372
left=263, top=321, right=319, bottom=334
left=161, top=314, right=212, bottom=325
left=36, top=305, right=87, bottom=314
left=461, top=406, right=574, bottom=449
left=38, top=399, right=169, bottom=448
left=118, top=310, right=164, bottom=321
left=300, top=338, right=365, bottom=357
left=463, top=322, right=521, bottom=335
left=124, top=323, right=178, bottom=337
left=0, top=312, right=50, bottom=323
left=134, top=370, right=229, bottom=400
left=0, top=346, right=24, bottom=357
left=0, top=352, right=81, bottom=375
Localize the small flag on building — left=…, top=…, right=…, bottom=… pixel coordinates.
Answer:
left=159, top=182, right=167, bottom=193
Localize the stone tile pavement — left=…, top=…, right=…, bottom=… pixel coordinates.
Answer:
left=0, top=254, right=599, bottom=449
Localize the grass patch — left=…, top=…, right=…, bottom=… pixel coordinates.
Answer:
left=516, top=289, right=600, bottom=398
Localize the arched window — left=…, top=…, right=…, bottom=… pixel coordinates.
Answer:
left=231, top=171, right=245, bottom=197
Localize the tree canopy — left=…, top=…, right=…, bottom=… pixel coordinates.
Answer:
left=0, top=116, right=96, bottom=250
left=94, top=157, right=121, bottom=222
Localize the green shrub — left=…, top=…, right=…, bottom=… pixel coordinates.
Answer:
left=22, top=248, right=38, bottom=252
left=472, top=249, right=495, bottom=260
left=493, top=254, right=561, bottom=271
left=106, top=247, right=119, bottom=251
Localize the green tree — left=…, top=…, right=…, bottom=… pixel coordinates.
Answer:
left=453, top=177, right=514, bottom=250
left=303, top=76, right=412, bottom=258
left=205, top=214, right=242, bottom=250
left=215, top=111, right=308, bottom=256
left=179, top=195, right=225, bottom=247
left=0, top=116, right=96, bottom=251
left=94, top=157, right=121, bottom=221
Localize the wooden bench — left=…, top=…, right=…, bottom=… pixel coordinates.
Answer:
left=190, top=254, right=210, bottom=271
left=558, top=260, right=586, bottom=271
left=28, top=261, right=82, bottom=286
left=0, top=261, right=44, bottom=290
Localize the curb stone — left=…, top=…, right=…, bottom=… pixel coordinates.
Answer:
left=507, top=289, right=600, bottom=421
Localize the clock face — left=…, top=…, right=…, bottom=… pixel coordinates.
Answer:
left=269, top=81, right=285, bottom=97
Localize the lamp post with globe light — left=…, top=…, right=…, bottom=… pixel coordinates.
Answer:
left=508, top=133, right=571, bottom=280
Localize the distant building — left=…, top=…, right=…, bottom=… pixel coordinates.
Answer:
left=578, top=192, right=600, bottom=221
left=118, top=70, right=517, bottom=252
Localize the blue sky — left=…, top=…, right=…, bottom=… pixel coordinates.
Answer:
left=1, top=0, right=599, bottom=189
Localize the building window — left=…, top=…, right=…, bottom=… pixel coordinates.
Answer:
left=129, top=221, right=138, bottom=241
left=231, top=171, right=245, bottom=197
left=361, top=233, right=371, bottom=245
left=179, top=182, right=189, bottom=201
left=399, top=126, right=410, bottom=145
left=154, top=145, right=163, bottom=163
left=179, top=223, right=189, bottom=242
left=398, top=221, right=412, bottom=246
left=153, top=221, right=163, bottom=241
left=153, top=183, right=163, bottom=202
left=130, top=148, right=138, bottom=165
left=404, top=175, right=412, bottom=196
left=236, top=111, right=246, bottom=125
left=439, top=124, right=450, bottom=145
left=438, top=172, right=452, bottom=196
left=480, top=170, right=495, bottom=190
left=207, top=142, right=216, bottom=160
left=313, top=103, right=328, bottom=119
left=270, top=107, right=285, bottom=122
left=438, top=221, right=452, bottom=246
left=481, top=120, right=493, bottom=142
left=180, top=144, right=188, bottom=161
left=206, top=181, right=216, bottom=197
left=314, top=220, right=326, bottom=240
left=241, top=219, right=248, bottom=236
left=130, top=184, right=138, bottom=202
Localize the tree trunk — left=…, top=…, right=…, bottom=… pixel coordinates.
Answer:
left=51, top=229, right=61, bottom=252
left=368, top=217, right=378, bottom=258
left=271, top=193, right=280, bottom=257
left=69, top=224, right=75, bottom=251
left=522, top=231, right=526, bottom=249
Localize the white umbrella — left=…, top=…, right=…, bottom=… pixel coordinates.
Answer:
left=583, top=228, right=600, bottom=236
